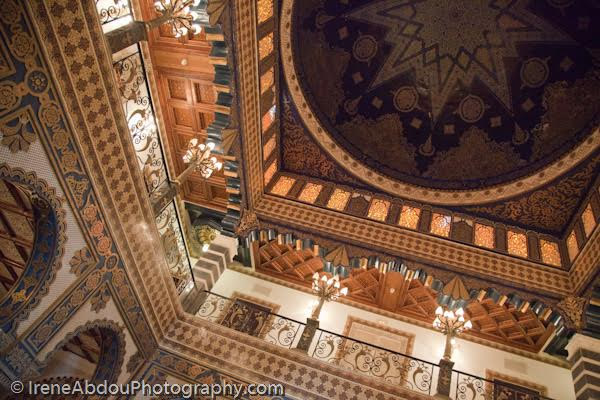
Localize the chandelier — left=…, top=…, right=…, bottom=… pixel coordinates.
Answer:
left=310, top=273, right=348, bottom=320
left=182, top=138, right=222, bottom=179
left=153, top=0, right=208, bottom=38
left=433, top=306, right=473, bottom=360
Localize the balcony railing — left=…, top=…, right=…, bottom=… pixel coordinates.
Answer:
left=196, top=291, right=438, bottom=396
left=452, top=370, right=552, bottom=400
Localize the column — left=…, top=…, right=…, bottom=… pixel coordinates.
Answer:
left=566, top=334, right=600, bottom=400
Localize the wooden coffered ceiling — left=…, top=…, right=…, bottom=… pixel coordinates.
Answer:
left=0, top=179, right=34, bottom=298
left=140, top=0, right=228, bottom=212
left=255, top=239, right=555, bottom=353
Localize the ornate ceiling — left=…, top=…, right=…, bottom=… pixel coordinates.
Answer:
left=285, top=0, right=599, bottom=197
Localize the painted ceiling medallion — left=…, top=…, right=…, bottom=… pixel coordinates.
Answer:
left=349, top=0, right=571, bottom=120
left=282, top=0, right=600, bottom=204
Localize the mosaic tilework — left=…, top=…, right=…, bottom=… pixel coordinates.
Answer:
left=582, top=204, right=596, bottom=237
left=540, top=239, right=561, bottom=267
left=367, top=199, right=390, bottom=222
left=398, top=206, right=420, bottom=230
left=430, top=213, right=451, bottom=237
left=507, top=231, right=528, bottom=258
left=297, top=183, right=322, bottom=204
left=271, top=176, right=295, bottom=196
left=257, top=0, right=274, bottom=24
left=567, top=231, right=579, bottom=262
left=326, top=189, right=350, bottom=211
left=259, top=33, right=274, bottom=61
left=474, top=223, right=495, bottom=249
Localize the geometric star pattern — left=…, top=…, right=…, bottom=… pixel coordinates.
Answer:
left=350, top=0, right=572, bottom=120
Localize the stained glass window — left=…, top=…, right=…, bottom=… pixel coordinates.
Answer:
left=398, top=206, right=420, bottom=229
left=298, top=183, right=322, bottom=204
left=367, top=199, right=390, bottom=222
left=270, top=176, right=295, bottom=196
left=263, top=136, right=275, bottom=160
left=582, top=204, right=596, bottom=237
left=263, top=160, right=277, bottom=185
left=326, top=189, right=350, bottom=211
left=540, top=239, right=561, bottom=267
left=257, top=0, right=274, bottom=24
left=258, top=33, right=273, bottom=61
left=430, top=213, right=451, bottom=237
left=566, top=231, right=579, bottom=262
left=474, top=223, right=495, bottom=249
left=507, top=231, right=528, bottom=258
left=260, top=67, right=274, bottom=95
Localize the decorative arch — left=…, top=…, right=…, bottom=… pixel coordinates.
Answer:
left=0, top=164, right=66, bottom=333
left=39, top=319, right=126, bottom=385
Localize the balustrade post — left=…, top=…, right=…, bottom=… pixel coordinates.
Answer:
left=294, top=318, right=319, bottom=353
left=435, top=358, right=454, bottom=399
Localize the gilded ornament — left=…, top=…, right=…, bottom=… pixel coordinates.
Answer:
left=85, top=270, right=102, bottom=290
left=90, top=220, right=105, bottom=238
left=69, top=289, right=85, bottom=307
left=69, top=248, right=94, bottom=276
left=188, top=365, right=203, bottom=377
left=0, top=83, right=19, bottom=111
left=38, top=102, right=61, bottom=127
left=52, top=128, right=69, bottom=149
left=235, top=209, right=259, bottom=236
left=25, top=69, right=49, bottom=94
left=66, top=176, right=87, bottom=206
left=10, top=32, right=35, bottom=61
left=1, top=113, right=36, bottom=152
left=52, top=306, right=69, bottom=323
left=556, top=296, right=586, bottom=330
left=11, top=289, right=26, bottom=303
left=35, top=325, right=52, bottom=344
left=112, top=269, right=126, bottom=287
left=0, top=0, right=20, bottom=25
left=175, top=360, right=187, bottom=372
left=97, top=236, right=112, bottom=256
left=83, top=204, right=98, bottom=221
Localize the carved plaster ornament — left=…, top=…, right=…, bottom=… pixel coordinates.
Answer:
left=235, top=208, right=259, bottom=236
left=556, top=296, right=586, bottom=331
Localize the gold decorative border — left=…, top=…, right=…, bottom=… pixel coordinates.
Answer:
left=279, top=0, right=600, bottom=206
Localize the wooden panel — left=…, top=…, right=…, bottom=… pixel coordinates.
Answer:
left=140, top=0, right=228, bottom=211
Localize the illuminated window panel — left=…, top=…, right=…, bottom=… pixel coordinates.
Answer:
left=261, top=104, right=276, bottom=134
left=566, top=231, right=579, bottom=262
left=430, top=213, right=451, bottom=237
left=582, top=204, right=596, bottom=237
left=474, top=223, right=495, bottom=249
left=540, top=239, right=561, bottom=267
left=263, top=160, right=277, bottom=185
left=260, top=67, right=274, bottom=95
left=270, top=176, right=295, bottom=196
left=398, top=205, right=420, bottom=230
left=298, top=183, right=322, bottom=204
left=257, top=0, right=274, bottom=24
left=326, top=189, right=350, bottom=211
left=258, top=33, right=273, bottom=61
left=507, top=231, right=528, bottom=258
left=262, top=136, right=276, bottom=160
left=367, top=199, right=390, bottom=222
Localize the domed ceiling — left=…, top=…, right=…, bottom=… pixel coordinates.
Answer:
left=283, top=0, right=600, bottom=201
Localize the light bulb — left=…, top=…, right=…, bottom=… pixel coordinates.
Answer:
left=340, top=287, right=348, bottom=296
left=189, top=138, right=198, bottom=147
left=215, top=162, right=223, bottom=170
left=456, top=308, right=464, bottom=316
left=327, top=278, right=334, bottom=286
left=321, top=275, right=328, bottom=282
left=207, top=142, right=215, bottom=150
left=334, top=280, right=340, bottom=289
left=435, top=306, right=443, bottom=316
left=190, top=11, right=199, bottom=19
left=465, top=320, right=473, bottom=330
left=448, top=311, right=455, bottom=320
left=193, top=24, right=202, bottom=34
left=201, top=243, right=209, bottom=252
left=458, top=316, right=465, bottom=322
left=313, top=272, right=319, bottom=281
